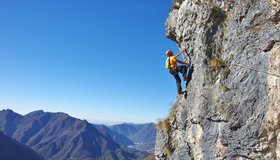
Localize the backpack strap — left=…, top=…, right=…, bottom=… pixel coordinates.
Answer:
left=168, top=57, right=171, bottom=69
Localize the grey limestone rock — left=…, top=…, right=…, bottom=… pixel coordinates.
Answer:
left=156, top=0, right=280, bottom=159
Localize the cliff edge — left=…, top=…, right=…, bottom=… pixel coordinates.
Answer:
left=156, top=0, right=280, bottom=159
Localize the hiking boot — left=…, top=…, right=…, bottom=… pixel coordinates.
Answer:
left=178, top=91, right=184, bottom=95
left=183, top=76, right=189, bottom=81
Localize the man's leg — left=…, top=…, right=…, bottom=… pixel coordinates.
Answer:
left=184, top=64, right=192, bottom=88
left=185, top=64, right=190, bottom=78
left=177, top=65, right=188, bottom=80
left=177, top=65, right=191, bottom=89
left=173, top=73, right=182, bottom=94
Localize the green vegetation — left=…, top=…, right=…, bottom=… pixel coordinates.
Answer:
left=266, top=0, right=272, bottom=5
left=165, top=144, right=174, bottom=158
left=229, top=53, right=234, bottom=61
left=219, top=107, right=225, bottom=113
left=217, top=47, right=223, bottom=54
left=221, top=84, right=230, bottom=93
left=157, top=117, right=174, bottom=159
left=223, top=66, right=231, bottom=78
left=157, top=107, right=177, bottom=159
left=157, top=106, right=177, bottom=133
left=194, top=0, right=201, bottom=5
left=208, top=56, right=231, bottom=82
left=170, top=5, right=180, bottom=12
left=209, top=57, right=226, bottom=69
left=206, top=108, right=212, bottom=114
left=240, top=121, right=246, bottom=127
left=157, top=118, right=171, bottom=133
left=206, top=46, right=213, bottom=57
left=212, top=6, right=223, bottom=13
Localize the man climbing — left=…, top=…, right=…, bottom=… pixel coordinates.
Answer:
left=165, top=49, right=191, bottom=95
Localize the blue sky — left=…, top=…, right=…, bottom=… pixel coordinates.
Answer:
left=0, top=0, right=180, bottom=124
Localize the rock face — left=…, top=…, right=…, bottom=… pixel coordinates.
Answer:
left=156, top=0, right=280, bottom=159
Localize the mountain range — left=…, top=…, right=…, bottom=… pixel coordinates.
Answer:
left=109, top=123, right=156, bottom=152
left=0, top=130, right=45, bottom=160
left=94, top=124, right=134, bottom=146
left=0, top=109, right=149, bottom=160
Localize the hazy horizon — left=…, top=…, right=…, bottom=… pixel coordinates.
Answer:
left=2, top=107, right=157, bottom=125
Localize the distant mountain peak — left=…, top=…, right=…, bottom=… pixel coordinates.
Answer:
left=1, top=109, right=16, bottom=114
left=0, top=109, right=23, bottom=118
left=1, top=109, right=13, bottom=112
left=52, top=111, right=70, bottom=118
left=25, top=110, right=45, bottom=117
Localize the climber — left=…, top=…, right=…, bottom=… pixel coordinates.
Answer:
left=165, top=49, right=191, bottom=95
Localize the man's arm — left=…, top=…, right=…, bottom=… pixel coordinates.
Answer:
left=174, top=50, right=185, bottom=57
left=177, top=59, right=188, bottom=65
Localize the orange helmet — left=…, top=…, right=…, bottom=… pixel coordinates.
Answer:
left=166, top=50, right=173, bottom=57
